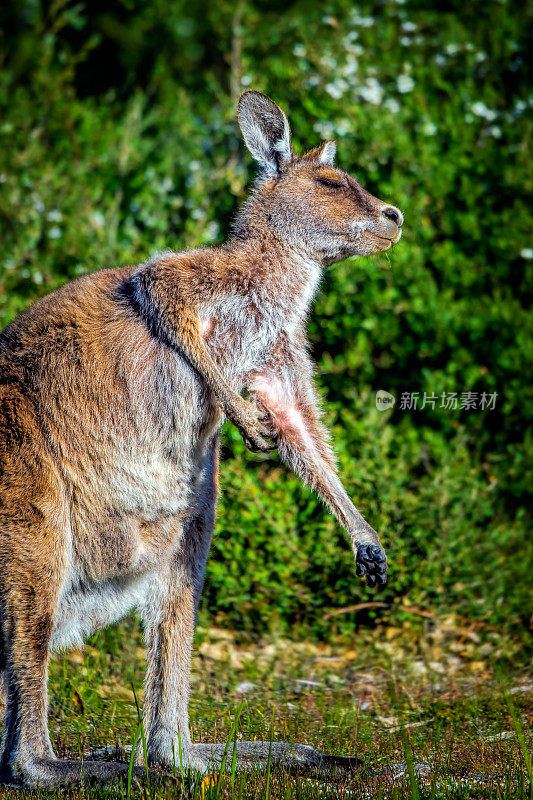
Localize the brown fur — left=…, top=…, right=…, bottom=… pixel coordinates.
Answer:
left=0, top=91, right=402, bottom=786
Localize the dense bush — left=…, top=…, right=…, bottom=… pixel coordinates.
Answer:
left=0, top=1, right=531, bottom=645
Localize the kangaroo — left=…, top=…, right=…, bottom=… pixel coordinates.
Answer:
left=0, top=90, right=402, bottom=787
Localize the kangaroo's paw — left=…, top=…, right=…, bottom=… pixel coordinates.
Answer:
left=355, top=543, right=388, bottom=587
left=191, top=741, right=362, bottom=776
left=226, top=396, right=277, bottom=453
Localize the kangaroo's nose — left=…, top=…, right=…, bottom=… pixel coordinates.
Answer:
left=382, top=206, right=403, bottom=227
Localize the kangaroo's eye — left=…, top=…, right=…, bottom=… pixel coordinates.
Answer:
left=315, top=177, right=344, bottom=189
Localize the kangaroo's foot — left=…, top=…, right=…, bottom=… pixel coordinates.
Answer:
left=355, top=543, right=388, bottom=587
left=189, top=741, right=362, bottom=776
left=7, top=757, right=172, bottom=789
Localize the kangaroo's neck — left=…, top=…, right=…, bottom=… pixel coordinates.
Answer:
left=224, top=231, right=322, bottom=323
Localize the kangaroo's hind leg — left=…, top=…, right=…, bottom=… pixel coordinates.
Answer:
left=0, top=561, right=146, bottom=788
left=138, top=438, right=220, bottom=771
left=0, top=388, right=145, bottom=788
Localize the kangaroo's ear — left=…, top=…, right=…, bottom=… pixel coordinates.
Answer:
left=238, top=90, right=293, bottom=176
left=301, top=140, right=337, bottom=166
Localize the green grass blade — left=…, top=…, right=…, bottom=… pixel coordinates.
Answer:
left=215, top=700, right=245, bottom=799
left=127, top=723, right=142, bottom=800
left=400, top=723, right=420, bottom=800
left=178, top=727, right=186, bottom=791
left=171, top=737, right=177, bottom=780
left=132, top=683, right=152, bottom=799
left=230, top=720, right=238, bottom=798
left=265, top=707, right=275, bottom=800
left=499, top=674, right=532, bottom=798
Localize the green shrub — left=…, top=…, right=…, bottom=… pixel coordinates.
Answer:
left=0, top=0, right=531, bottom=649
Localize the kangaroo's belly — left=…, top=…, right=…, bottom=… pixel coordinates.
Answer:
left=52, top=457, right=209, bottom=649
left=69, top=446, right=205, bottom=579
left=50, top=571, right=154, bottom=651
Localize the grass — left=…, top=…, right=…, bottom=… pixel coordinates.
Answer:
left=0, top=618, right=531, bottom=799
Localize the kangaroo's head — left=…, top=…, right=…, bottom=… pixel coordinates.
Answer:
left=236, top=90, right=403, bottom=266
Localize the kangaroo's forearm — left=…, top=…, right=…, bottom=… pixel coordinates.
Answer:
left=276, top=432, right=379, bottom=546
left=272, top=404, right=388, bottom=586
left=131, top=266, right=236, bottom=407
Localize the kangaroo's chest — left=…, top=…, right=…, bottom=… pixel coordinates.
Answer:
left=201, top=301, right=283, bottom=384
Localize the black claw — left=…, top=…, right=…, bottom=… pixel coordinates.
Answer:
left=370, top=545, right=386, bottom=562
left=356, top=543, right=388, bottom=587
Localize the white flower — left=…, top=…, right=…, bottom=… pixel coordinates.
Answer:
left=400, top=37, right=411, bottom=46
left=402, top=21, right=417, bottom=32
left=475, top=51, right=487, bottom=62
left=397, top=75, right=415, bottom=93
left=47, top=209, right=62, bottom=222
left=335, top=120, right=350, bottom=135
left=241, top=75, right=252, bottom=87
left=359, top=78, right=384, bottom=105
left=422, top=121, right=437, bottom=135
left=435, top=54, right=447, bottom=66
left=350, top=13, right=375, bottom=26
left=520, top=248, right=533, bottom=259
left=471, top=102, right=497, bottom=121
left=325, top=81, right=346, bottom=100
left=48, top=226, right=62, bottom=239
left=342, top=55, right=359, bottom=77
left=321, top=56, right=337, bottom=70
left=445, top=43, right=459, bottom=56
left=486, top=125, right=502, bottom=138
left=344, top=30, right=359, bottom=43
left=313, top=121, right=335, bottom=138
left=204, top=221, right=220, bottom=240
left=161, top=177, right=173, bottom=193
left=385, top=98, right=400, bottom=114
left=293, top=43, right=306, bottom=58
left=90, top=211, right=105, bottom=229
